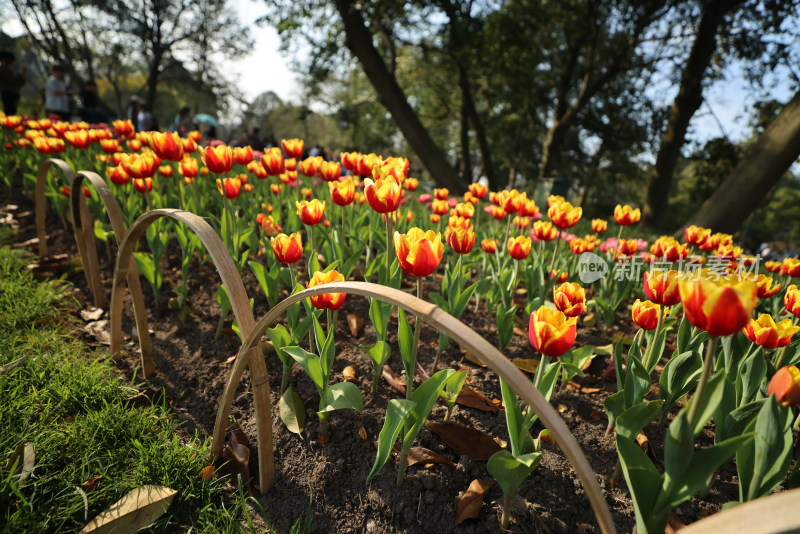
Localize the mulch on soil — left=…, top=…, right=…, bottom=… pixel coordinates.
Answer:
left=6, top=195, right=743, bottom=533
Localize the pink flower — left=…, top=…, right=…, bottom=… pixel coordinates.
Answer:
left=417, top=193, right=433, bottom=203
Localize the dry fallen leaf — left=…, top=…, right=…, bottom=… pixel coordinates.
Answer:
left=557, top=404, right=568, bottom=413
left=342, top=365, right=357, bottom=382
left=454, top=479, right=495, bottom=525
left=381, top=365, right=406, bottom=395
left=513, top=359, right=539, bottom=374
left=581, top=386, right=603, bottom=394
left=80, top=307, right=104, bottom=322
left=221, top=354, right=237, bottom=365
left=589, top=410, right=603, bottom=421
left=80, top=485, right=176, bottom=534
left=456, top=386, right=501, bottom=413
left=461, top=349, right=487, bottom=368
left=666, top=511, right=687, bottom=533
left=82, top=475, right=103, bottom=492
left=346, top=314, right=365, bottom=337
left=358, top=426, right=367, bottom=441
left=393, top=444, right=456, bottom=466
left=426, top=422, right=503, bottom=461
left=565, top=381, right=581, bottom=391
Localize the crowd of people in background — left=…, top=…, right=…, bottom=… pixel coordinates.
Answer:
left=1, top=52, right=341, bottom=156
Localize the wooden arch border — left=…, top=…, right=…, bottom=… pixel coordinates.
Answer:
left=679, top=487, right=800, bottom=534
left=214, top=282, right=617, bottom=534
left=35, top=158, right=104, bottom=307
left=108, top=208, right=274, bottom=488
left=71, top=170, right=152, bottom=367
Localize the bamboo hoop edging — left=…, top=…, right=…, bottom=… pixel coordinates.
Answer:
left=35, top=158, right=104, bottom=307
left=71, top=170, right=152, bottom=366
left=678, top=486, right=800, bottom=534
left=215, top=281, right=617, bottom=534
left=109, top=208, right=275, bottom=490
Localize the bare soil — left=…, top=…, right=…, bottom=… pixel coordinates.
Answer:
left=5, top=194, right=744, bottom=534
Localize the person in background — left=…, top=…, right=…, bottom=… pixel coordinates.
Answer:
left=170, top=106, right=192, bottom=134
left=45, top=65, right=73, bottom=120
left=126, top=95, right=140, bottom=128
left=0, top=50, right=27, bottom=115
left=136, top=102, right=155, bottom=131
left=79, top=80, right=109, bottom=124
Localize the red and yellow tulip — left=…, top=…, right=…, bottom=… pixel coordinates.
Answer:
left=271, top=233, right=303, bottom=264
left=364, top=177, right=402, bottom=214
left=678, top=269, right=757, bottom=337
left=447, top=226, right=476, bottom=255
left=508, top=236, right=532, bottom=260
left=768, top=365, right=800, bottom=407
left=613, top=204, right=641, bottom=226
left=548, top=200, right=582, bottom=229
left=632, top=299, right=666, bottom=331
left=281, top=138, right=304, bottom=159
left=553, top=282, right=586, bottom=317
left=643, top=269, right=681, bottom=306
left=202, top=145, right=234, bottom=174
left=529, top=305, right=577, bottom=358
left=785, top=285, right=800, bottom=318
left=742, top=314, right=799, bottom=349
left=151, top=131, right=184, bottom=161
left=591, top=219, right=607, bottom=234
left=394, top=228, right=443, bottom=278
left=307, top=269, right=346, bottom=310
left=330, top=179, right=355, bottom=206
left=296, top=199, right=326, bottom=226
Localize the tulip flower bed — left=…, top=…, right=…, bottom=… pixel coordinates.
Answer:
left=2, top=114, right=800, bottom=533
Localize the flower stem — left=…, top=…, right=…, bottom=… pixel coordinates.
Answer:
left=385, top=214, right=393, bottom=283
left=774, top=316, right=799, bottom=369
left=643, top=309, right=664, bottom=372
left=687, top=336, right=718, bottom=429
left=548, top=233, right=561, bottom=275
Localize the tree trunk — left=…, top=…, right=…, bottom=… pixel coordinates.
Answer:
left=332, top=0, right=465, bottom=192
left=643, top=0, right=741, bottom=228
left=456, top=62, right=496, bottom=187
left=678, top=90, right=800, bottom=235
left=458, top=85, right=472, bottom=183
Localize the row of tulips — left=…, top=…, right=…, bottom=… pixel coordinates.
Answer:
left=3, top=111, right=800, bottom=532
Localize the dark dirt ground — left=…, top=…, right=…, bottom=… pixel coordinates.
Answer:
left=4, top=193, right=748, bottom=534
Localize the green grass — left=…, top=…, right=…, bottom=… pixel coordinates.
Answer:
left=0, top=246, right=300, bottom=533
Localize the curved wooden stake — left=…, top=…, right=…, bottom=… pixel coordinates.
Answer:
left=72, top=171, right=151, bottom=366
left=216, top=282, right=617, bottom=533
left=679, top=487, right=800, bottom=534
left=109, top=209, right=273, bottom=489
left=35, top=158, right=104, bottom=307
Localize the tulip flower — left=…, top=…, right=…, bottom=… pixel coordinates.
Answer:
left=151, top=131, right=184, bottom=161
left=216, top=177, right=242, bottom=200
left=248, top=161, right=268, bottom=179
left=233, top=146, right=254, bottom=165
left=106, top=165, right=130, bottom=186
left=100, top=139, right=119, bottom=154
left=261, top=147, right=285, bottom=175
left=764, top=260, right=782, bottom=274
left=553, top=282, right=586, bottom=317
left=749, top=273, right=781, bottom=298
left=330, top=179, right=355, bottom=206
left=508, top=236, right=532, bottom=260
left=296, top=199, right=326, bottom=226
left=434, top=188, right=449, bottom=200
left=394, top=228, right=443, bottom=278
left=306, top=269, right=346, bottom=310
left=529, top=305, right=577, bottom=358
left=489, top=206, right=506, bottom=220
left=497, top=189, right=522, bottom=214
left=299, top=156, right=323, bottom=177
left=783, top=258, right=800, bottom=277
left=363, top=177, right=402, bottom=213
left=481, top=238, right=497, bottom=254
left=354, top=153, right=381, bottom=176
left=404, top=177, right=419, bottom=191
left=454, top=202, right=475, bottom=219
left=271, top=233, right=303, bottom=264
left=447, top=226, right=476, bottom=255
left=64, top=129, right=91, bottom=149
left=260, top=215, right=281, bottom=237
left=112, top=119, right=135, bottom=138
left=547, top=194, right=565, bottom=207
left=468, top=182, right=487, bottom=200
left=281, top=138, right=304, bottom=159
left=785, top=285, right=800, bottom=318
left=742, top=314, right=799, bottom=349
left=768, top=365, right=800, bottom=407
left=551, top=270, right=569, bottom=283
left=684, top=225, right=711, bottom=248
left=179, top=156, right=198, bottom=178
left=532, top=220, right=557, bottom=242
left=643, top=269, right=681, bottom=306
left=678, top=269, right=757, bottom=337
left=301, top=187, right=312, bottom=199
left=133, top=177, right=154, bottom=194
left=320, top=161, right=342, bottom=182
left=202, top=145, right=233, bottom=174
left=548, top=200, right=582, bottom=229
left=631, top=299, right=666, bottom=330
left=650, top=236, right=689, bottom=262
left=158, top=165, right=173, bottom=177
left=613, top=204, right=641, bottom=226
left=122, top=153, right=160, bottom=178
left=521, top=199, right=540, bottom=219
left=591, top=219, right=608, bottom=234
left=383, top=156, right=409, bottom=180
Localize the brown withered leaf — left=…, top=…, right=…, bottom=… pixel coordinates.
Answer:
left=565, top=381, right=581, bottom=391
left=512, top=327, right=527, bottom=339
left=358, top=427, right=367, bottom=441
left=456, top=386, right=501, bottom=413
left=382, top=365, right=406, bottom=395
left=426, top=422, right=503, bottom=461
left=221, top=327, right=237, bottom=337
left=590, top=410, right=603, bottom=421
left=219, top=432, right=252, bottom=495
left=81, top=475, right=102, bottom=492
left=454, top=479, right=495, bottom=525
left=392, top=443, right=455, bottom=466
left=513, top=359, right=539, bottom=374
left=461, top=349, right=487, bottom=368
left=80, top=485, right=176, bottom=534
left=342, top=365, right=357, bottom=382
left=346, top=313, right=365, bottom=337
left=580, top=354, right=597, bottom=371
left=229, top=424, right=249, bottom=448
left=581, top=386, right=603, bottom=394
left=198, top=466, right=215, bottom=481
left=636, top=431, right=663, bottom=472
left=80, top=307, right=104, bottom=322
left=221, top=354, right=237, bottom=365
